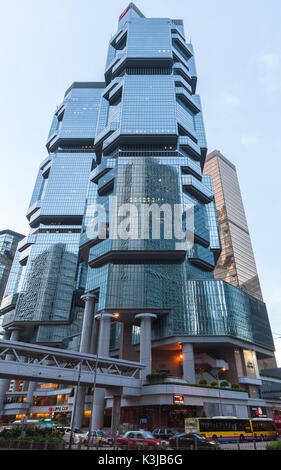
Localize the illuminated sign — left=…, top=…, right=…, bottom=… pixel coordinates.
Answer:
left=173, top=394, right=184, bottom=405
left=250, top=406, right=267, bottom=418
left=184, top=418, right=198, bottom=433
left=49, top=406, right=70, bottom=413
left=119, top=5, right=130, bottom=21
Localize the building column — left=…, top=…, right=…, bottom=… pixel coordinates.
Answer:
left=25, top=381, right=37, bottom=416
left=7, top=330, right=20, bottom=392
left=89, top=302, right=99, bottom=355
left=0, top=330, right=11, bottom=415
left=182, top=343, right=195, bottom=383
left=0, top=328, right=21, bottom=414
left=71, top=293, right=96, bottom=430
left=90, top=313, right=115, bottom=432
left=80, top=293, right=97, bottom=353
left=71, top=386, right=86, bottom=430
left=9, top=328, right=21, bottom=342
left=135, top=313, right=157, bottom=382
left=111, top=394, right=121, bottom=441
left=96, top=313, right=114, bottom=355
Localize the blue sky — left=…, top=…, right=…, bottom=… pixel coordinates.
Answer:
left=1, top=0, right=281, bottom=364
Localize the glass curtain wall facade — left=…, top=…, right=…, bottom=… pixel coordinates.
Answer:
left=0, top=3, right=273, bottom=359
left=0, top=230, right=24, bottom=332
left=0, top=83, right=105, bottom=345
left=203, top=150, right=263, bottom=300
left=79, top=4, right=274, bottom=358
left=203, top=149, right=276, bottom=368
left=0, top=2, right=277, bottom=424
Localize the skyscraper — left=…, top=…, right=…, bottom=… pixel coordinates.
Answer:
left=0, top=83, right=104, bottom=345
left=0, top=4, right=277, bottom=427
left=0, top=230, right=24, bottom=328
left=203, top=150, right=263, bottom=301
left=203, top=149, right=277, bottom=369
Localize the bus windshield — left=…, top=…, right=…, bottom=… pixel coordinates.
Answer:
left=251, top=420, right=275, bottom=432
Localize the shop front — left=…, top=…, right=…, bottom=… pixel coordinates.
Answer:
left=105, top=405, right=202, bottom=431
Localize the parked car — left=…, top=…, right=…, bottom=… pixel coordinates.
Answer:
left=83, top=430, right=114, bottom=446
left=169, top=432, right=220, bottom=450
left=59, top=427, right=86, bottom=445
left=117, top=430, right=167, bottom=449
left=152, top=428, right=176, bottom=440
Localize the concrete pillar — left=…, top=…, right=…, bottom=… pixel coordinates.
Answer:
left=25, top=381, right=37, bottom=415
left=182, top=343, right=195, bottom=383
left=0, top=330, right=11, bottom=415
left=80, top=293, right=96, bottom=353
left=71, top=386, right=87, bottom=430
left=90, top=313, right=115, bottom=432
left=111, top=395, right=121, bottom=441
left=90, top=388, right=106, bottom=432
left=9, top=328, right=20, bottom=342
left=71, top=293, right=96, bottom=429
left=135, top=313, right=157, bottom=382
left=96, top=313, right=114, bottom=356
left=0, top=328, right=21, bottom=415
left=4, top=330, right=19, bottom=392
left=89, top=302, right=99, bottom=355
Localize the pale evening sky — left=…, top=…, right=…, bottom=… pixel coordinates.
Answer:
left=0, top=0, right=281, bottom=364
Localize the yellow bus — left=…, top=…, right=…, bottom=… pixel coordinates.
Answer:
left=251, top=418, right=277, bottom=441
left=185, top=417, right=276, bottom=442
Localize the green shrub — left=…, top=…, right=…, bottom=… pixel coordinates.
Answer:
left=142, top=381, right=246, bottom=392
left=210, top=380, right=218, bottom=386
left=231, top=383, right=240, bottom=389
left=220, top=381, right=229, bottom=387
left=266, top=440, right=281, bottom=450
left=57, top=416, right=70, bottom=426
left=199, top=379, right=207, bottom=385
left=0, top=425, right=63, bottom=443
left=146, top=371, right=168, bottom=381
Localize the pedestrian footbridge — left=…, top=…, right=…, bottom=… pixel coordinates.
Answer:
left=0, top=339, right=143, bottom=395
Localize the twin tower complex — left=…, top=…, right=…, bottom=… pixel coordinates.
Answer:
left=0, top=4, right=276, bottom=429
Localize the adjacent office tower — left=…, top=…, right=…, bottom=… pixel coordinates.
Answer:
left=203, top=149, right=277, bottom=369
left=0, top=231, right=24, bottom=330
left=0, top=83, right=104, bottom=345
left=203, top=150, right=263, bottom=301
left=0, top=4, right=276, bottom=427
